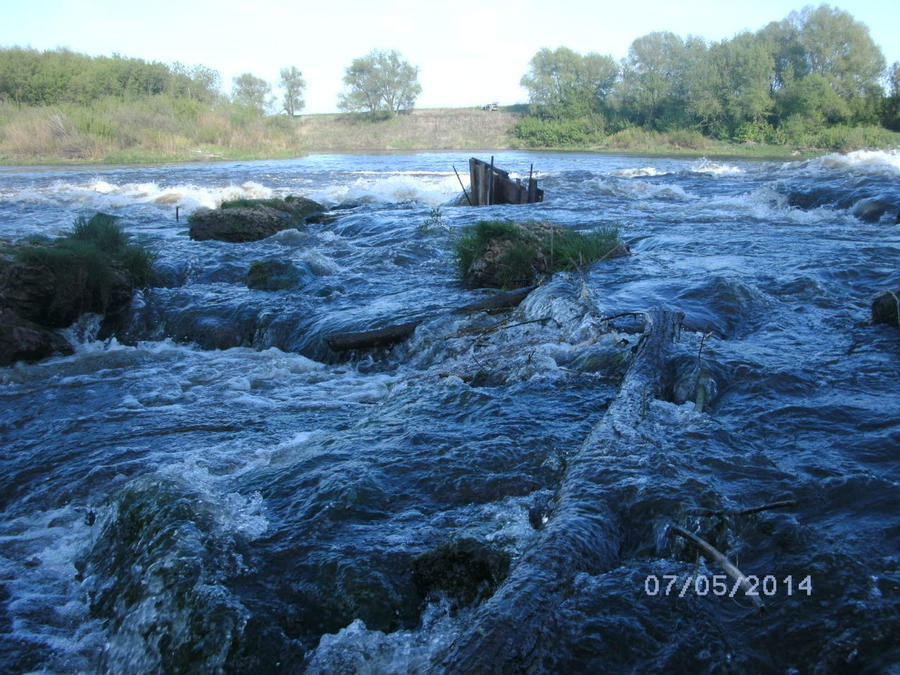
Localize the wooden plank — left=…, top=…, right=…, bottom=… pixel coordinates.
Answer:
left=467, top=158, right=541, bottom=206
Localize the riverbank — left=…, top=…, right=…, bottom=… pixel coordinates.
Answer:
left=1, top=102, right=898, bottom=165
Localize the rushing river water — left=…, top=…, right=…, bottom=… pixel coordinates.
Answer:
left=0, top=150, right=898, bottom=674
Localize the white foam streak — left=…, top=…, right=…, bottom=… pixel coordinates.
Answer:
left=2, top=178, right=275, bottom=213
left=612, top=167, right=670, bottom=178
left=690, top=158, right=742, bottom=176
left=309, top=173, right=463, bottom=207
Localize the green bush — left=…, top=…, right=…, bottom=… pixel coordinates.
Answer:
left=513, top=115, right=605, bottom=147
left=604, top=127, right=661, bottom=149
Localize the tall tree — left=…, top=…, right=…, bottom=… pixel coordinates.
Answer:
left=232, top=73, right=272, bottom=114
left=279, top=66, right=306, bottom=116
left=338, top=49, right=421, bottom=115
left=617, top=31, right=687, bottom=128
left=520, top=47, right=617, bottom=119
left=711, top=32, right=775, bottom=133
left=795, top=4, right=885, bottom=99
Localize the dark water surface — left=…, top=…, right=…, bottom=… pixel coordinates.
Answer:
left=1, top=151, right=898, bottom=673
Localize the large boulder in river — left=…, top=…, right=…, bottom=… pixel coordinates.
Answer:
left=0, top=214, right=152, bottom=365
left=0, top=309, right=74, bottom=366
left=0, top=252, right=133, bottom=328
left=872, top=289, right=900, bottom=328
left=455, top=220, right=629, bottom=289
left=188, top=196, right=325, bottom=243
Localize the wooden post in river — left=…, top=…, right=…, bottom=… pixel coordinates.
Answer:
left=467, top=157, right=543, bottom=206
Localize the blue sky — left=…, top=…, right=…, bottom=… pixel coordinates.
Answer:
left=1, top=0, right=897, bottom=114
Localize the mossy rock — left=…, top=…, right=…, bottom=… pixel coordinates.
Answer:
left=1, top=214, right=151, bottom=329
left=412, top=538, right=510, bottom=608
left=246, top=260, right=304, bottom=291
left=188, top=196, right=325, bottom=243
left=0, top=308, right=74, bottom=366
left=455, top=220, right=628, bottom=289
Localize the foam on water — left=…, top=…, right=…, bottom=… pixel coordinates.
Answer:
left=810, top=148, right=900, bottom=174
left=593, top=177, right=691, bottom=201
left=689, top=158, right=743, bottom=176
left=0, top=178, right=275, bottom=217
left=309, top=172, right=463, bottom=207
left=611, top=167, right=671, bottom=178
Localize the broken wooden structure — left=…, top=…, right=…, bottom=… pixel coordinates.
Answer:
left=465, top=157, right=543, bottom=206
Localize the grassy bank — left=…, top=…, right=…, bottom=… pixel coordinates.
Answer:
left=293, top=108, right=522, bottom=153
left=1, top=100, right=897, bottom=165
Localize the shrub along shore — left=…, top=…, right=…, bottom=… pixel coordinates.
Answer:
left=2, top=102, right=898, bottom=165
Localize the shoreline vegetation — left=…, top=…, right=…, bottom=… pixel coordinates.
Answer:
left=2, top=103, right=897, bottom=166
left=3, top=1, right=900, bottom=167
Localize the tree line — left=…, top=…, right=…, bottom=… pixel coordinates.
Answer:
left=517, top=4, right=900, bottom=146
left=1, top=4, right=898, bottom=149
left=0, top=46, right=419, bottom=118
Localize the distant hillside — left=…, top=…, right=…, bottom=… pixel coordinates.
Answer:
left=293, top=107, right=524, bottom=152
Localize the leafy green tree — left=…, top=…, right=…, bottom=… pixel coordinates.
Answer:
left=796, top=4, right=885, bottom=99
left=170, top=62, right=221, bottom=103
left=279, top=66, right=306, bottom=116
left=711, top=32, right=775, bottom=135
left=776, top=72, right=851, bottom=127
left=520, top=47, right=617, bottom=119
left=617, top=31, right=687, bottom=128
left=680, top=37, right=727, bottom=135
left=338, top=49, right=421, bottom=115
left=232, top=73, right=272, bottom=114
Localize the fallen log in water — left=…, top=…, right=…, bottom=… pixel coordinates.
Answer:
left=453, top=286, right=536, bottom=315
left=323, top=320, right=422, bottom=352
left=434, top=308, right=684, bottom=673
left=323, top=286, right=537, bottom=352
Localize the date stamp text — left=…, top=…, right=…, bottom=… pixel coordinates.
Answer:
left=644, top=574, right=812, bottom=598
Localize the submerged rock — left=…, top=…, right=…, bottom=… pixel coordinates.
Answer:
left=872, top=289, right=900, bottom=328
left=188, top=196, right=325, bottom=243
left=852, top=198, right=898, bottom=223
left=412, top=538, right=510, bottom=608
left=246, top=260, right=305, bottom=291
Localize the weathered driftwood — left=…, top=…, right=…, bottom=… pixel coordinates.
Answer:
left=468, top=157, right=543, bottom=206
left=687, top=499, right=798, bottom=518
left=434, top=308, right=684, bottom=673
left=323, top=287, right=537, bottom=352
left=669, top=524, right=764, bottom=610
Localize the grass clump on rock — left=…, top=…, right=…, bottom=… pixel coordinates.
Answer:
left=189, top=195, right=325, bottom=243
left=9, top=213, right=154, bottom=327
left=455, top=220, right=627, bottom=289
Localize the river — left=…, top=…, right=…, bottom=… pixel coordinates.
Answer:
left=0, top=150, right=898, bottom=673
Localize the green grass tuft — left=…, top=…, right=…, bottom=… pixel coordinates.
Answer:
left=71, top=213, right=128, bottom=253
left=454, top=220, right=623, bottom=288
left=13, top=214, right=155, bottom=325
